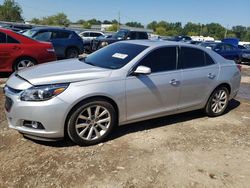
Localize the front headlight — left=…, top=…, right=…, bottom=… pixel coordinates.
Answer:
left=100, top=41, right=108, bottom=47
left=20, top=83, right=69, bottom=101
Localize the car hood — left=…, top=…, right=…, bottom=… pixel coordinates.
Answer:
left=16, top=58, right=112, bottom=85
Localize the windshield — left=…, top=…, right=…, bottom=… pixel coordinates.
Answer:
left=113, top=30, right=129, bottom=39
left=22, top=30, right=37, bottom=37
left=82, top=43, right=148, bottom=69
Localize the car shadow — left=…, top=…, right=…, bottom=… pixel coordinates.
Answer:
left=28, top=99, right=240, bottom=148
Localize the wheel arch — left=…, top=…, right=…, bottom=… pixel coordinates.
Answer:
left=205, top=82, right=231, bottom=107
left=64, top=95, right=119, bottom=137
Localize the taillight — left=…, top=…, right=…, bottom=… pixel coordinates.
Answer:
left=236, top=64, right=242, bottom=72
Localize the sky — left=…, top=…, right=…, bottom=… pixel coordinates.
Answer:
left=1, top=0, right=250, bottom=27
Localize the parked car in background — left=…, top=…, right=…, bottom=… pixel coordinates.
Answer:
left=4, top=41, right=241, bottom=145
left=79, top=31, right=104, bottom=40
left=200, top=42, right=250, bottom=63
left=0, top=28, right=56, bottom=72
left=1, top=23, right=33, bottom=33
left=166, top=36, right=193, bottom=43
left=243, top=44, right=250, bottom=49
left=78, top=31, right=105, bottom=53
left=91, top=29, right=148, bottom=51
left=23, top=27, right=84, bottom=59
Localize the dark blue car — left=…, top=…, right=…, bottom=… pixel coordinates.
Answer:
left=23, top=27, right=84, bottom=59
left=200, top=42, right=250, bottom=63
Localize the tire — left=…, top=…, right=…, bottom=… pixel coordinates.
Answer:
left=14, top=57, right=36, bottom=71
left=234, top=57, right=242, bottom=64
left=205, top=87, right=229, bottom=117
left=67, top=99, right=117, bottom=146
left=66, top=48, right=79, bottom=59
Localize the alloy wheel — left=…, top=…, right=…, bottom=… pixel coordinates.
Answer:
left=211, top=90, right=228, bottom=114
left=17, top=59, right=35, bottom=70
left=75, top=105, right=111, bottom=141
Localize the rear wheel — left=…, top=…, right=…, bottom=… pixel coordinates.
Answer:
left=67, top=99, right=117, bottom=146
left=205, top=87, right=229, bottom=117
left=66, top=48, right=79, bottom=59
left=14, top=57, right=36, bottom=71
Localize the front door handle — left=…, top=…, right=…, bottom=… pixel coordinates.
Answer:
left=208, top=73, right=216, bottom=79
left=169, top=79, right=180, bottom=86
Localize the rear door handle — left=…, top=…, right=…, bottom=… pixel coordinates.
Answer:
left=208, top=73, right=216, bottom=79
left=12, top=46, right=21, bottom=50
left=169, top=79, right=180, bottom=86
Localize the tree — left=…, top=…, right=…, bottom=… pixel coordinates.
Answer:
left=232, top=25, right=247, bottom=40
left=0, top=0, right=23, bottom=22
left=147, top=21, right=157, bottom=31
left=107, top=24, right=118, bottom=32
left=182, top=22, right=200, bottom=35
left=103, top=20, right=112, bottom=24
left=155, top=26, right=167, bottom=36
left=31, top=13, right=70, bottom=27
left=125, top=21, right=144, bottom=28
left=206, top=23, right=226, bottom=40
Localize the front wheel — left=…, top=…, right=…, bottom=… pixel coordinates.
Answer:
left=205, top=87, right=229, bottom=117
left=67, top=99, right=117, bottom=146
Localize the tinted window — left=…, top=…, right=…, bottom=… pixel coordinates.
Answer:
left=205, top=53, right=215, bottom=65
left=52, top=31, right=71, bottom=39
left=178, top=47, right=205, bottom=69
left=129, top=32, right=137, bottom=39
left=90, top=32, right=102, bottom=37
left=34, top=31, right=52, bottom=41
left=139, top=47, right=177, bottom=73
left=138, top=32, right=148, bottom=39
left=82, top=32, right=89, bottom=37
left=7, top=35, right=19, bottom=43
left=0, top=32, right=6, bottom=43
left=83, top=43, right=148, bottom=69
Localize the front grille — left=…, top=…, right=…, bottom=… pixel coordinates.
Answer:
left=5, top=97, right=13, bottom=112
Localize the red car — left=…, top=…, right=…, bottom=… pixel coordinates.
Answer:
left=0, top=28, right=56, bottom=72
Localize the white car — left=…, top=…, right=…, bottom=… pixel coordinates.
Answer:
left=79, top=31, right=104, bottom=40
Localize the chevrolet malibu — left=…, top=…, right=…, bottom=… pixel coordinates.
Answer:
left=4, top=40, right=241, bottom=145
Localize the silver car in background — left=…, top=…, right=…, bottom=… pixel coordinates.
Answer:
left=4, top=40, right=241, bottom=145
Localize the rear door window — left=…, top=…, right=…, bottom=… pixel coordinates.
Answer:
left=52, top=31, right=71, bottom=39
left=0, top=32, right=6, bottom=43
left=178, top=47, right=205, bottom=69
left=7, top=35, right=19, bottom=43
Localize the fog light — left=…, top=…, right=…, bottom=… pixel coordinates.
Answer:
left=23, top=120, right=44, bottom=129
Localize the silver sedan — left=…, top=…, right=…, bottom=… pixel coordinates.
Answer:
left=4, top=40, right=241, bottom=145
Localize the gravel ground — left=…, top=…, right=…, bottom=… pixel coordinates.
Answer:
left=0, top=66, right=250, bottom=188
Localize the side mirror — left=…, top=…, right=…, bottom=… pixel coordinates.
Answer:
left=214, top=48, right=220, bottom=52
left=133, top=66, right=151, bottom=75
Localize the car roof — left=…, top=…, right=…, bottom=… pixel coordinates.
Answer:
left=30, top=27, right=74, bottom=32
